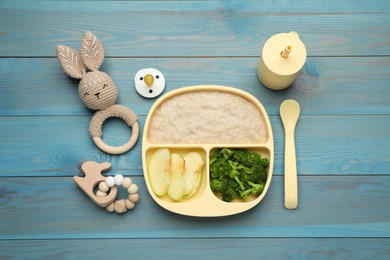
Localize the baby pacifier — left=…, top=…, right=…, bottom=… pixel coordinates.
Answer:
left=134, top=68, right=166, bottom=98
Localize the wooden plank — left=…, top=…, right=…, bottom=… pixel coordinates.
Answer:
left=0, top=115, right=389, bottom=176
left=2, top=0, right=389, bottom=12
left=1, top=238, right=389, bottom=259
left=1, top=57, right=389, bottom=116
left=0, top=1, right=389, bottom=56
left=0, top=115, right=390, bottom=176
left=0, top=176, right=389, bottom=239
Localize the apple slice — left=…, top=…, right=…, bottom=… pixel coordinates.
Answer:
left=148, top=148, right=171, bottom=196
left=183, top=152, right=204, bottom=198
left=168, top=153, right=185, bottom=201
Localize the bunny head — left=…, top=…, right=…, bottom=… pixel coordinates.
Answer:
left=56, top=31, right=118, bottom=110
left=78, top=71, right=118, bottom=110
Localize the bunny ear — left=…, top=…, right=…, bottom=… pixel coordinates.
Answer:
left=81, top=31, right=105, bottom=71
left=56, top=45, right=86, bottom=79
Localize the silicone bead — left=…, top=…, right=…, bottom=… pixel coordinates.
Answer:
left=125, top=199, right=135, bottom=209
left=114, top=199, right=127, bottom=213
left=114, top=174, right=124, bottom=186
left=128, top=184, right=138, bottom=194
left=122, top=177, right=132, bottom=189
left=128, top=193, right=139, bottom=203
left=105, top=176, right=115, bottom=187
left=96, top=190, right=107, bottom=197
left=98, top=181, right=109, bottom=192
left=106, top=202, right=115, bottom=212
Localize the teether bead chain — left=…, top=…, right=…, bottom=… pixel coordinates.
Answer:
left=98, top=174, right=139, bottom=213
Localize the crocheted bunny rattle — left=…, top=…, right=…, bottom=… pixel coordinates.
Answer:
left=56, top=31, right=139, bottom=154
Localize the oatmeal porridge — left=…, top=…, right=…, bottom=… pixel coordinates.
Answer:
left=147, top=90, right=268, bottom=144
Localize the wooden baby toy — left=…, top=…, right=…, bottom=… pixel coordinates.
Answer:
left=74, top=161, right=140, bottom=213
left=73, top=161, right=118, bottom=207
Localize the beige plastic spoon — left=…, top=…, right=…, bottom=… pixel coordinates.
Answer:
left=280, top=99, right=300, bottom=209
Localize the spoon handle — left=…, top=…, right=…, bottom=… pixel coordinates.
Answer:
left=284, top=130, right=298, bottom=209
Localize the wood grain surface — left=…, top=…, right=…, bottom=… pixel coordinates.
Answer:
left=0, top=0, right=389, bottom=259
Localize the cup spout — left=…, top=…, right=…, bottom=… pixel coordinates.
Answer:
left=281, top=45, right=292, bottom=58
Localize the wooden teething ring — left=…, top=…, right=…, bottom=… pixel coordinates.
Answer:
left=89, top=104, right=139, bottom=155
left=92, top=122, right=139, bottom=155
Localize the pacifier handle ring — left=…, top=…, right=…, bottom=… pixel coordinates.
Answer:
left=92, top=121, right=139, bottom=154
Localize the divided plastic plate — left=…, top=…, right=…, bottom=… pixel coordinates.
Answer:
left=142, top=85, right=274, bottom=217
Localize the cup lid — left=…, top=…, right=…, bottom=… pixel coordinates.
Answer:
left=262, top=32, right=306, bottom=75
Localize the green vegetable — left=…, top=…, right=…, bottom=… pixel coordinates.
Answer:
left=209, top=148, right=269, bottom=202
left=210, top=178, right=228, bottom=193
left=222, top=187, right=237, bottom=202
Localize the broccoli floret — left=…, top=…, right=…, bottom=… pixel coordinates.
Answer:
left=238, top=189, right=252, bottom=201
left=233, top=176, right=245, bottom=191
left=230, top=149, right=249, bottom=165
left=226, top=178, right=239, bottom=190
left=210, top=157, right=230, bottom=180
left=247, top=152, right=262, bottom=166
left=238, top=181, right=264, bottom=201
left=221, top=148, right=234, bottom=160
left=228, top=160, right=245, bottom=190
left=253, top=163, right=268, bottom=182
left=209, top=156, right=218, bottom=165
left=236, top=162, right=267, bottom=184
left=248, top=181, right=264, bottom=195
left=210, top=178, right=228, bottom=193
left=210, top=149, right=223, bottom=158
left=222, top=187, right=237, bottom=202
left=259, top=157, right=269, bottom=168
left=234, top=149, right=269, bottom=167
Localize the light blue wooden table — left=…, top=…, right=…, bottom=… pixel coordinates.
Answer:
left=1, top=0, right=389, bottom=259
